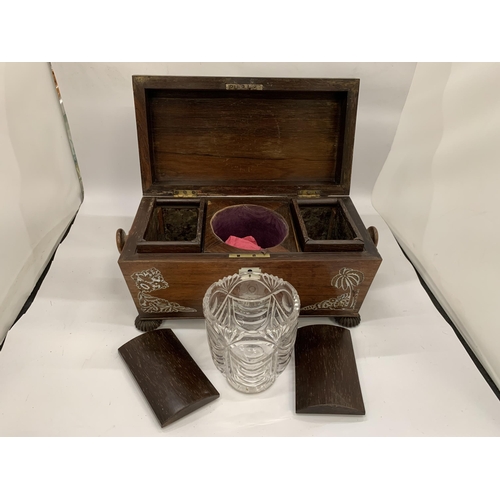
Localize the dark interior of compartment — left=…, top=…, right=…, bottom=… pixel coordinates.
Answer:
left=145, top=205, right=199, bottom=242
left=300, top=204, right=356, bottom=241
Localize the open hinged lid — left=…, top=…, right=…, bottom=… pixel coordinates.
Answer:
left=133, top=76, right=359, bottom=197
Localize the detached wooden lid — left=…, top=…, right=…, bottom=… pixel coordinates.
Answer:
left=132, top=76, right=359, bottom=197
left=119, top=328, right=219, bottom=427
left=295, top=324, right=365, bottom=415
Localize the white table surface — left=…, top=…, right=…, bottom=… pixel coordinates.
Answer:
left=1, top=194, right=499, bottom=437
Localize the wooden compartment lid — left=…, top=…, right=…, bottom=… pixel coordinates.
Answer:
left=119, top=328, right=219, bottom=427
left=294, top=324, right=365, bottom=415
left=132, top=76, right=359, bottom=197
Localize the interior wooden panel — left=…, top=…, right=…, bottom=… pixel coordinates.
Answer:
left=147, top=90, right=346, bottom=186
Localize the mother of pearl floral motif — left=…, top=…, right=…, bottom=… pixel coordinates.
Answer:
left=131, top=268, right=196, bottom=313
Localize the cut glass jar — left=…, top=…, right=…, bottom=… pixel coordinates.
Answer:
left=203, top=268, right=300, bottom=393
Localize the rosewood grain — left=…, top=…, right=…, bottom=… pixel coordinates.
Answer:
left=294, top=324, right=365, bottom=415
left=119, top=328, right=219, bottom=427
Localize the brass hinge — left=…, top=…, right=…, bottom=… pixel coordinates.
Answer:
left=173, top=190, right=201, bottom=198
left=298, top=190, right=321, bottom=198
left=226, top=83, right=263, bottom=91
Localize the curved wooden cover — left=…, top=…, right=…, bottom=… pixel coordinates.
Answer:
left=295, top=324, right=365, bottom=415
left=119, top=328, right=219, bottom=427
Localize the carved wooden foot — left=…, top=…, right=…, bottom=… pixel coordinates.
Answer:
left=335, top=314, right=361, bottom=328
left=135, top=316, right=162, bottom=332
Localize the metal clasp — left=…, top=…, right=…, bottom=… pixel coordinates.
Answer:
left=226, top=83, right=263, bottom=91
left=238, top=267, right=262, bottom=280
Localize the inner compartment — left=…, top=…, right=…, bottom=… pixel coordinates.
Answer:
left=292, top=198, right=364, bottom=252
left=211, top=204, right=289, bottom=249
left=145, top=203, right=200, bottom=242
left=138, top=198, right=205, bottom=253
left=300, top=203, right=356, bottom=241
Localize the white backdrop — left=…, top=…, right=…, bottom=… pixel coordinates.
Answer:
left=373, top=62, right=500, bottom=390
left=0, top=63, right=82, bottom=345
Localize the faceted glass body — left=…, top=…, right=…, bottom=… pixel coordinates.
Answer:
left=203, top=270, right=300, bottom=393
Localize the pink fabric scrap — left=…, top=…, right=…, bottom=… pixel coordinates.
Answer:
left=225, top=235, right=262, bottom=251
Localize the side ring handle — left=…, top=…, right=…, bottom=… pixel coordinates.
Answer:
left=116, top=228, right=128, bottom=253
left=367, top=226, right=379, bottom=248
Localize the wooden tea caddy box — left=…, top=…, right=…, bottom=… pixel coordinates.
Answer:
left=116, top=76, right=382, bottom=332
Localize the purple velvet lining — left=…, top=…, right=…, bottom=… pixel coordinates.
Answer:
left=211, top=205, right=288, bottom=249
